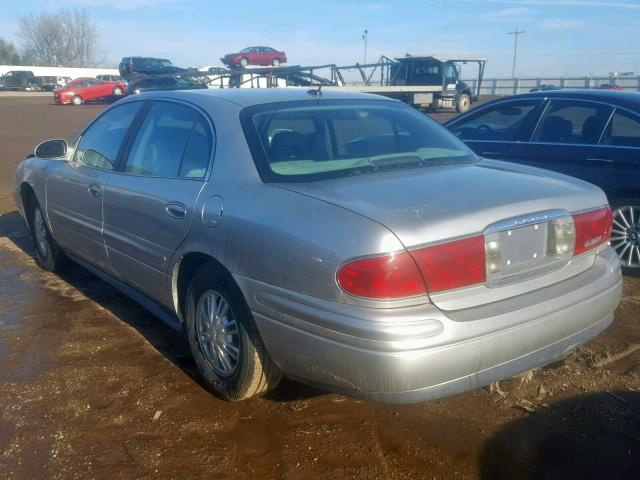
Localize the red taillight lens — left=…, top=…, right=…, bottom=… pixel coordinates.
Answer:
left=573, top=207, right=612, bottom=256
left=411, top=235, right=486, bottom=293
left=337, top=235, right=486, bottom=299
left=337, top=251, right=426, bottom=299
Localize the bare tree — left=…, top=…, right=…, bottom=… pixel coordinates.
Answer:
left=0, top=38, right=22, bottom=65
left=18, top=8, right=102, bottom=67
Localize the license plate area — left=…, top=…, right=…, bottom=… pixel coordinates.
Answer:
left=485, top=210, right=574, bottom=287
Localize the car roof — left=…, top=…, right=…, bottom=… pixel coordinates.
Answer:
left=127, top=88, right=398, bottom=107
left=501, top=88, right=640, bottom=108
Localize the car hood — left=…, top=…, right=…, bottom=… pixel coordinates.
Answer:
left=276, top=159, right=607, bottom=248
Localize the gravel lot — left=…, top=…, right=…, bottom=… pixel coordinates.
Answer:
left=1, top=95, right=639, bottom=480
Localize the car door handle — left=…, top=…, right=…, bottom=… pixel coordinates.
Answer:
left=87, top=185, right=102, bottom=197
left=165, top=202, right=187, bottom=220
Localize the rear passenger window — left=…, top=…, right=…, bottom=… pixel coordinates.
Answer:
left=601, top=110, right=640, bottom=147
left=179, top=118, right=213, bottom=178
left=532, top=100, right=612, bottom=145
left=449, top=100, right=540, bottom=141
left=125, top=102, right=212, bottom=178
left=75, top=101, right=142, bottom=170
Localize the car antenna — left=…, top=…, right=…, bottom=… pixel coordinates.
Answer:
left=307, top=84, right=322, bottom=97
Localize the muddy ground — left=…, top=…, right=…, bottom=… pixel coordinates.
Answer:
left=0, top=96, right=639, bottom=480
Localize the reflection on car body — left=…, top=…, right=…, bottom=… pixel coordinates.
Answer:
left=14, top=89, right=622, bottom=403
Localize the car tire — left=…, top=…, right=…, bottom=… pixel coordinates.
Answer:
left=29, top=198, right=67, bottom=272
left=112, top=86, right=123, bottom=96
left=239, top=57, right=249, bottom=68
left=71, top=95, right=83, bottom=106
left=185, top=264, right=282, bottom=401
left=456, top=93, right=471, bottom=113
left=610, top=201, right=640, bottom=276
left=272, top=58, right=281, bottom=67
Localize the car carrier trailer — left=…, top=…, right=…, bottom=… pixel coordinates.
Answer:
left=199, top=55, right=486, bottom=113
left=125, top=54, right=487, bottom=113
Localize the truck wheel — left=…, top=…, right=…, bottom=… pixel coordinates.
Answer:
left=71, top=95, right=83, bottom=106
left=456, top=93, right=471, bottom=113
left=240, top=57, right=249, bottom=68
left=185, top=265, right=282, bottom=401
left=29, top=198, right=67, bottom=272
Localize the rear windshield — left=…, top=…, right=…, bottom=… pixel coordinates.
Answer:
left=241, top=99, right=476, bottom=182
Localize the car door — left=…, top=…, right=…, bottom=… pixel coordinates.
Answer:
left=592, top=107, right=640, bottom=199
left=102, top=100, right=214, bottom=305
left=509, top=99, right=614, bottom=184
left=446, top=98, right=543, bottom=159
left=46, top=101, right=144, bottom=271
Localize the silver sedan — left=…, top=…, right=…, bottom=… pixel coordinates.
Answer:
left=13, top=89, right=622, bottom=403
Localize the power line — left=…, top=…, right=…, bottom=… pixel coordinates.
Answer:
left=508, top=28, right=525, bottom=78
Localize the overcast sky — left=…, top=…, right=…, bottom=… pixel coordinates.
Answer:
left=2, top=0, right=640, bottom=77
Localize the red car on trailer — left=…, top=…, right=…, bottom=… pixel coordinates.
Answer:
left=54, top=77, right=127, bottom=105
left=221, top=47, right=287, bottom=68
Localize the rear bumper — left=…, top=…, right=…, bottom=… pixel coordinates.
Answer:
left=237, top=247, right=622, bottom=403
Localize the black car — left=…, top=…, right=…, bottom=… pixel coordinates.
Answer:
left=124, top=75, right=208, bottom=95
left=119, top=57, right=184, bottom=80
left=0, top=70, right=36, bottom=90
left=445, top=89, right=640, bottom=274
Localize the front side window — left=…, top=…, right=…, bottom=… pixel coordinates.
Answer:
left=449, top=100, right=540, bottom=141
left=124, top=102, right=212, bottom=178
left=74, top=101, right=142, bottom=170
left=242, top=100, right=475, bottom=182
left=601, top=109, right=640, bottom=147
left=532, top=100, right=612, bottom=145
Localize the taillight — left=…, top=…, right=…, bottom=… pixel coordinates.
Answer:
left=411, top=236, right=486, bottom=293
left=337, top=251, right=426, bottom=299
left=573, top=207, right=612, bottom=256
left=337, top=235, right=486, bottom=299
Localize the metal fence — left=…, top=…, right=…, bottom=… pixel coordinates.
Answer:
left=464, top=76, right=640, bottom=96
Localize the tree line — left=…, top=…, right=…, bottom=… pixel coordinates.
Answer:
left=0, top=8, right=103, bottom=67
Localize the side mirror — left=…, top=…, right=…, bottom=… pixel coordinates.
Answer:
left=35, top=139, right=68, bottom=159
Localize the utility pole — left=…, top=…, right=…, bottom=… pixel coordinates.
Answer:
left=362, top=29, right=368, bottom=65
left=508, top=28, right=525, bottom=78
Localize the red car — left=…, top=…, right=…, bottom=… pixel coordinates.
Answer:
left=598, top=83, right=624, bottom=91
left=54, top=77, right=127, bottom=105
left=221, top=46, right=287, bottom=68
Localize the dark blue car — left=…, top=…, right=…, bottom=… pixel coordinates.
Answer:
left=445, top=89, right=640, bottom=275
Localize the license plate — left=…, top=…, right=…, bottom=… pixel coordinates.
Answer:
left=498, top=223, right=547, bottom=269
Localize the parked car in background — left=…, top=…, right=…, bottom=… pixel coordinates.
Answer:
left=97, top=74, right=124, bottom=83
left=445, top=89, right=640, bottom=274
left=124, top=75, right=208, bottom=95
left=599, top=83, right=624, bottom=91
left=119, top=57, right=184, bottom=79
left=0, top=70, right=37, bottom=91
left=529, top=84, right=559, bottom=92
left=54, top=77, right=126, bottom=105
left=221, top=47, right=287, bottom=67
left=14, top=89, right=621, bottom=404
left=32, top=76, right=60, bottom=92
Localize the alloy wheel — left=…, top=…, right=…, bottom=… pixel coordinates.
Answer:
left=611, top=205, right=640, bottom=269
left=195, top=290, right=241, bottom=376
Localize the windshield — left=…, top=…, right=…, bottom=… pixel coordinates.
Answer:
left=241, top=100, right=476, bottom=182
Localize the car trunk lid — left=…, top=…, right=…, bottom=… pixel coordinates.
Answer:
left=277, top=160, right=609, bottom=308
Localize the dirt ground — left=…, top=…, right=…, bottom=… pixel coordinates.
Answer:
left=1, top=95, right=639, bottom=480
